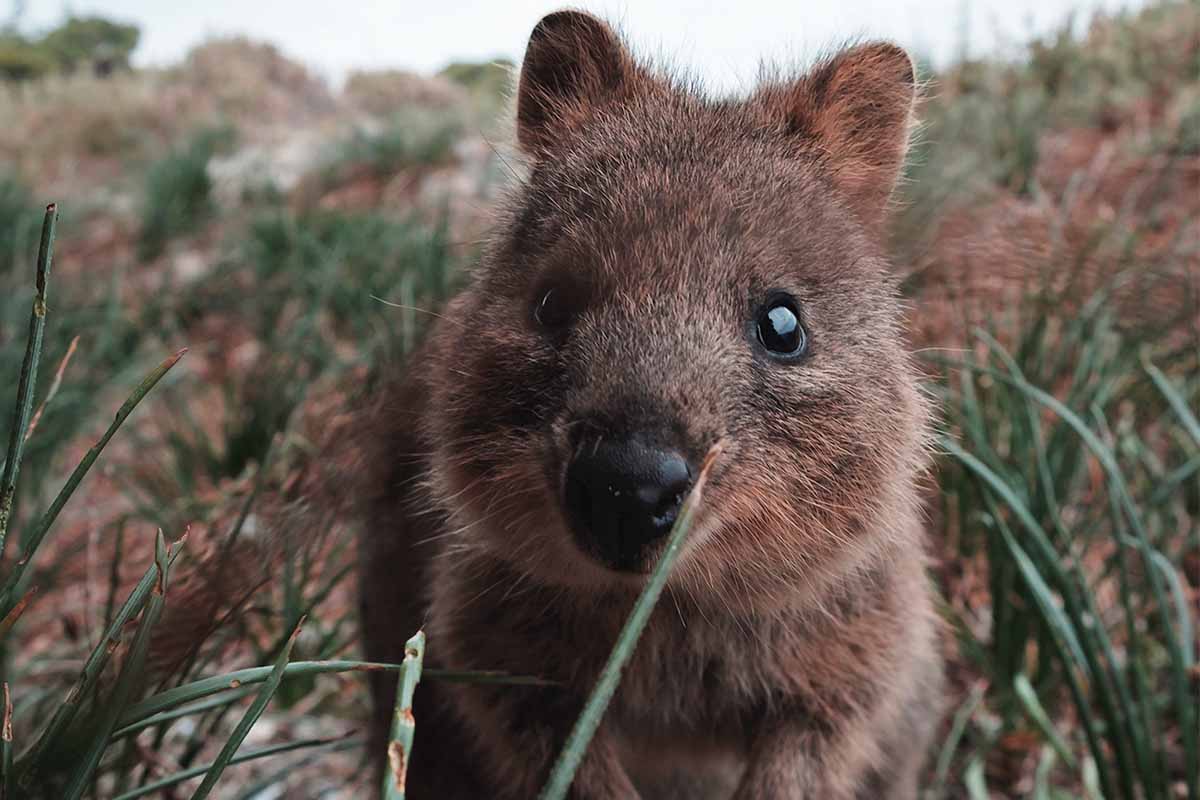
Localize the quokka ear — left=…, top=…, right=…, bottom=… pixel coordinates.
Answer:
left=756, top=43, right=917, bottom=227
left=516, top=11, right=642, bottom=157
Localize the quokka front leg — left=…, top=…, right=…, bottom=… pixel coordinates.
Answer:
left=733, top=705, right=904, bottom=800
left=443, top=680, right=641, bottom=800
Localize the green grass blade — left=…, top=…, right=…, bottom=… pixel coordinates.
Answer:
left=230, top=738, right=362, bottom=800
left=1101, top=478, right=1165, bottom=799
left=538, top=445, right=720, bottom=800
left=930, top=681, right=987, bottom=799
left=383, top=630, right=425, bottom=800
left=20, top=537, right=186, bottom=780
left=111, top=685, right=259, bottom=742
left=117, top=663, right=550, bottom=729
left=1, top=683, right=12, bottom=800
left=1083, top=757, right=1105, bottom=800
left=1033, top=745, right=1059, bottom=800
left=0, top=349, right=186, bottom=617
left=1014, top=673, right=1078, bottom=768
left=1095, top=407, right=1173, bottom=800
left=0, top=587, right=36, bottom=640
left=113, top=736, right=352, bottom=800
left=964, top=756, right=990, bottom=800
left=187, top=618, right=303, bottom=800
left=102, top=519, right=128, bottom=634
left=63, top=530, right=176, bottom=800
left=20, top=334, right=78, bottom=445
left=1148, top=549, right=1194, bottom=670
left=0, top=203, right=57, bottom=561
left=996, top=517, right=1115, bottom=794
left=1148, top=453, right=1200, bottom=506
left=1144, top=359, right=1200, bottom=446
left=943, top=440, right=1091, bottom=667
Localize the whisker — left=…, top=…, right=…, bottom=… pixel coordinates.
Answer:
left=369, top=295, right=465, bottom=328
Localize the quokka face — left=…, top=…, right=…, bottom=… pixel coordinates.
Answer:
left=419, top=11, right=931, bottom=606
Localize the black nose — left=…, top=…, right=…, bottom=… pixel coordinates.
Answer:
left=564, top=439, right=694, bottom=572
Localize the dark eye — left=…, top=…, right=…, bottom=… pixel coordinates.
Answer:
left=755, top=296, right=808, bottom=357
left=534, top=287, right=570, bottom=329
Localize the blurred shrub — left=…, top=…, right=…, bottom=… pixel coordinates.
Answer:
left=343, top=69, right=466, bottom=116
left=1174, top=93, right=1200, bottom=156
left=232, top=208, right=455, bottom=350
left=438, top=58, right=513, bottom=99
left=0, top=72, right=180, bottom=175
left=901, top=1, right=1200, bottom=200
left=126, top=206, right=460, bottom=531
left=0, top=172, right=39, bottom=274
left=308, top=108, right=464, bottom=206
left=337, top=110, right=462, bottom=176
left=139, top=128, right=234, bottom=261
left=175, top=37, right=333, bottom=120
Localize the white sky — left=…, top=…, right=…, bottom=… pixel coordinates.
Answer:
left=20, top=0, right=1143, bottom=90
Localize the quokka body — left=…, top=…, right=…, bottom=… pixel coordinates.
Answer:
left=360, top=11, right=944, bottom=799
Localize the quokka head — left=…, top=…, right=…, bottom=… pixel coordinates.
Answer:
left=422, top=11, right=932, bottom=604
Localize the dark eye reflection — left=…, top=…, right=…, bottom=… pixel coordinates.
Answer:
left=755, top=296, right=807, bottom=357
left=534, top=287, right=569, bottom=328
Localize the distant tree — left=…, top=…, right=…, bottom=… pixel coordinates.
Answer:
left=0, top=31, right=52, bottom=81
left=0, top=14, right=140, bottom=81
left=40, top=15, right=139, bottom=76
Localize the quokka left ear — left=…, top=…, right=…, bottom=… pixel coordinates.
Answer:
left=516, top=11, right=648, bottom=158
left=754, top=43, right=917, bottom=227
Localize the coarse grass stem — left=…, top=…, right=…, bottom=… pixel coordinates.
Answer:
left=0, top=204, right=57, bottom=561
left=538, top=444, right=721, bottom=800
left=1, top=683, right=11, bottom=800
left=383, top=630, right=425, bottom=800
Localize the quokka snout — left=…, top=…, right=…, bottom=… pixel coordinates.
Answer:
left=360, top=10, right=944, bottom=799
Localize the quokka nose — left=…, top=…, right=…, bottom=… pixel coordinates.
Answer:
left=564, top=440, right=695, bottom=572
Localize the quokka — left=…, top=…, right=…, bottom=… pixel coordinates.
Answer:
left=360, top=10, right=944, bottom=798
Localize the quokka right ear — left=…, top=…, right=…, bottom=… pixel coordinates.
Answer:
left=754, top=42, right=918, bottom=227
left=516, top=11, right=644, bottom=157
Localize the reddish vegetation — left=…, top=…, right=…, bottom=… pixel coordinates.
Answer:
left=903, top=10, right=1199, bottom=351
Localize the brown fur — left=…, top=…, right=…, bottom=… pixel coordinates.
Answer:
left=359, top=11, right=943, bottom=798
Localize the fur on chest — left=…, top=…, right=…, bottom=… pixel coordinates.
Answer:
left=431, top=560, right=847, bottom=722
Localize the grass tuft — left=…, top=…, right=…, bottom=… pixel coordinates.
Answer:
left=138, top=128, right=231, bottom=261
